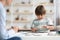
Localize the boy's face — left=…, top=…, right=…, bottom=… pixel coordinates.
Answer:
left=37, top=15, right=45, bottom=20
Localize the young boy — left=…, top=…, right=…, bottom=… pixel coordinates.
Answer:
left=31, top=5, right=54, bottom=32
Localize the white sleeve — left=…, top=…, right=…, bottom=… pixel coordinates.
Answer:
left=0, top=3, right=8, bottom=39
left=47, top=18, right=54, bottom=26
left=7, top=29, right=16, bottom=38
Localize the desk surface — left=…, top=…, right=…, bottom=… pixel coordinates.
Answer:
left=9, top=32, right=60, bottom=40
left=8, top=29, right=60, bottom=40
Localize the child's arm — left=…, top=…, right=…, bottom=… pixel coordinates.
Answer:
left=43, top=25, right=55, bottom=30
left=31, top=20, right=38, bottom=32
left=45, top=18, right=55, bottom=30
left=31, top=27, right=38, bottom=32
left=47, top=26, right=54, bottom=30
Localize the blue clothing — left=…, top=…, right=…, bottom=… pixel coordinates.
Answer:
left=6, top=37, right=21, bottom=40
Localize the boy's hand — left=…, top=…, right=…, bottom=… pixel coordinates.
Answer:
left=43, top=26, right=54, bottom=30
left=43, top=26, right=48, bottom=28
left=42, top=26, right=48, bottom=30
left=31, top=28, right=37, bottom=32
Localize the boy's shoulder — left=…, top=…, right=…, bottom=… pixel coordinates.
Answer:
left=33, top=18, right=52, bottom=21
left=45, top=17, right=53, bottom=22
left=46, top=18, right=52, bottom=20
left=33, top=19, right=38, bottom=21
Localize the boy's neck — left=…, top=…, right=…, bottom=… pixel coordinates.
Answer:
left=37, top=18, right=43, bottom=20
left=37, top=17, right=45, bottom=20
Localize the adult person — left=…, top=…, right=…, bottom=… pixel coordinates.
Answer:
left=0, top=0, right=21, bottom=40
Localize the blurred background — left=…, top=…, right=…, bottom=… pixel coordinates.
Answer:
left=56, top=0, right=60, bottom=26
left=5, top=0, right=60, bottom=30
